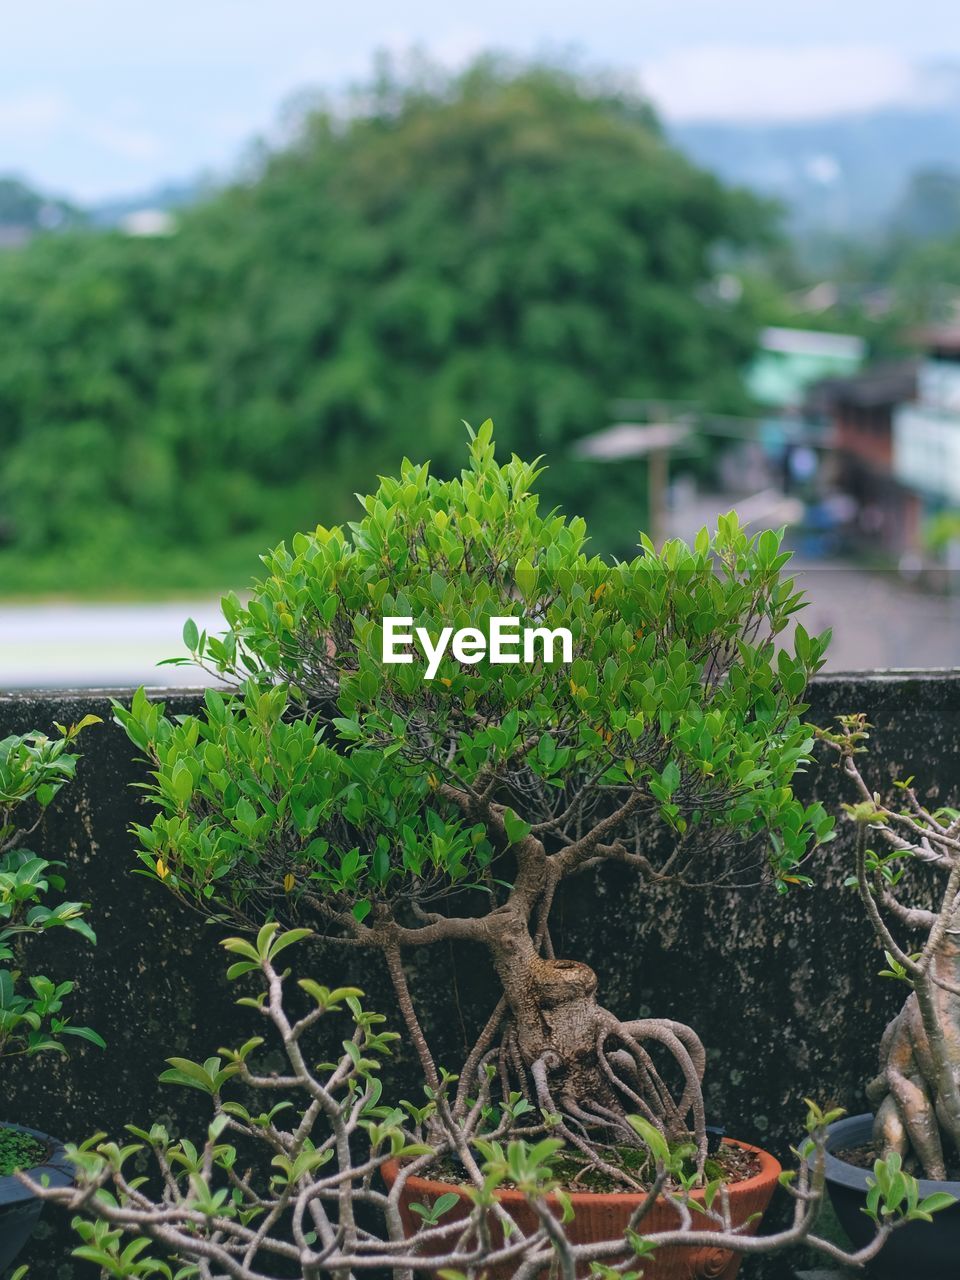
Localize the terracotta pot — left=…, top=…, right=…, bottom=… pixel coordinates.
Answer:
left=382, top=1138, right=781, bottom=1280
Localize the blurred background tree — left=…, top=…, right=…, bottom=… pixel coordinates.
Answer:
left=0, top=57, right=779, bottom=592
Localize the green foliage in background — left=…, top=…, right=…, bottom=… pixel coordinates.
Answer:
left=0, top=57, right=778, bottom=592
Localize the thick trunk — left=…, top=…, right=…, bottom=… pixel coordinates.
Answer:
left=408, top=820, right=706, bottom=1171
left=871, top=932, right=960, bottom=1179
left=487, top=907, right=617, bottom=1112
left=483, top=907, right=705, bottom=1162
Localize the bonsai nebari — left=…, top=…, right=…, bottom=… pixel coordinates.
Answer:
left=0, top=720, right=103, bottom=1067
left=823, top=714, right=960, bottom=1181
left=118, top=424, right=832, bottom=1182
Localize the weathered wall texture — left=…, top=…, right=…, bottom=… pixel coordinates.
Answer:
left=3, top=672, right=959, bottom=1278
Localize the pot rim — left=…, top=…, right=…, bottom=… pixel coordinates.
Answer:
left=823, top=1112, right=960, bottom=1198
left=0, top=1121, right=74, bottom=1206
left=383, top=1136, right=781, bottom=1207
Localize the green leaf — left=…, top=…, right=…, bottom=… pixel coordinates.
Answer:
left=514, top=558, right=538, bottom=599
left=660, top=760, right=680, bottom=797
left=916, top=1191, right=957, bottom=1217
left=433, top=1191, right=460, bottom=1218
left=625, top=1115, right=669, bottom=1164
left=502, top=808, right=531, bottom=845
left=59, top=1024, right=107, bottom=1049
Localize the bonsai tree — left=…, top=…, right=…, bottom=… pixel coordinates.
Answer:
left=822, top=713, right=960, bottom=1181
left=0, top=719, right=103, bottom=1067
left=117, top=424, right=833, bottom=1182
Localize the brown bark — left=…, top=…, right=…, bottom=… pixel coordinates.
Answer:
left=478, top=903, right=705, bottom=1171
left=486, top=908, right=617, bottom=1110
left=870, top=927, right=960, bottom=1179
left=393, top=783, right=708, bottom=1175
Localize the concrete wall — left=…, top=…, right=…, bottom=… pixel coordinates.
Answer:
left=4, top=673, right=960, bottom=1278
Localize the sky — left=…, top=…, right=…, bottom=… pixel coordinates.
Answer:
left=3, top=0, right=960, bottom=202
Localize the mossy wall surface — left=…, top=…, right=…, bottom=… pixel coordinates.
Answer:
left=3, top=672, right=959, bottom=1278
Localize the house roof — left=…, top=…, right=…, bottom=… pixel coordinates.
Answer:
left=806, top=360, right=919, bottom=414
left=758, top=327, right=866, bottom=360
left=912, top=325, right=960, bottom=356
left=571, top=422, right=693, bottom=461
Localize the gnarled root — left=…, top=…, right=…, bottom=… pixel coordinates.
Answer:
left=472, top=952, right=709, bottom=1188
left=868, top=989, right=960, bottom=1180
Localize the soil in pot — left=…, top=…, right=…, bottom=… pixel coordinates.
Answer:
left=429, top=1140, right=761, bottom=1195
left=0, top=1123, right=74, bottom=1275
left=823, top=1112, right=960, bottom=1280
left=383, top=1138, right=781, bottom=1280
left=835, top=1140, right=960, bottom=1181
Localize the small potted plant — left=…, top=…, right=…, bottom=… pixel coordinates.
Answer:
left=817, top=714, right=960, bottom=1278
left=116, top=425, right=836, bottom=1277
left=0, top=719, right=104, bottom=1272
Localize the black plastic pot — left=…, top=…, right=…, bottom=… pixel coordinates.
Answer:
left=0, top=1123, right=74, bottom=1274
left=823, top=1112, right=960, bottom=1279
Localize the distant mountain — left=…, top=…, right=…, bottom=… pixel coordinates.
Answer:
left=670, top=91, right=960, bottom=238
left=87, top=179, right=205, bottom=228
left=6, top=81, right=960, bottom=246
left=0, top=176, right=84, bottom=247
left=891, top=169, right=960, bottom=241
left=0, top=175, right=206, bottom=248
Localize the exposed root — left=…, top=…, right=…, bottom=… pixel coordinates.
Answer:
left=868, top=991, right=957, bottom=1180
left=500, top=1023, right=534, bottom=1104
left=530, top=1051, right=647, bottom=1192
left=617, top=1016, right=708, bottom=1170
left=453, top=940, right=710, bottom=1188
left=453, top=996, right=507, bottom=1119
left=459, top=998, right=710, bottom=1189
left=599, top=1044, right=669, bottom=1131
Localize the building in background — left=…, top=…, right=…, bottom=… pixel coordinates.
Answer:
left=807, top=328, right=960, bottom=568
left=742, top=328, right=865, bottom=549
left=807, top=360, right=920, bottom=555
left=746, top=326, right=866, bottom=410
left=893, top=329, right=960, bottom=510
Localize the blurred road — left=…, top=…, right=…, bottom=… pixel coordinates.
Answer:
left=0, top=563, right=957, bottom=689
left=788, top=559, right=960, bottom=671
left=664, top=492, right=960, bottom=671
left=0, top=601, right=225, bottom=689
